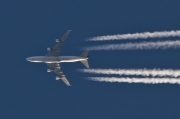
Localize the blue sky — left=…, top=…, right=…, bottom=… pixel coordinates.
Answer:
left=1, top=0, right=180, bottom=119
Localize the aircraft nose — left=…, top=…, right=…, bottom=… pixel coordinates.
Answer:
left=26, top=57, right=31, bottom=61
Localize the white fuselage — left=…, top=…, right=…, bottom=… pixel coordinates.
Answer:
left=26, top=56, right=87, bottom=63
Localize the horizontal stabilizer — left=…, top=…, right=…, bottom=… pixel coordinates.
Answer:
left=81, top=50, right=88, bottom=57
left=81, top=60, right=89, bottom=68
left=80, top=50, right=89, bottom=68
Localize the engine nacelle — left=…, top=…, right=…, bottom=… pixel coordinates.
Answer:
left=56, top=77, right=60, bottom=80
left=47, top=47, right=54, bottom=51
left=47, top=69, right=53, bottom=72
left=55, top=39, right=59, bottom=42
left=47, top=47, right=51, bottom=51
left=56, top=39, right=63, bottom=43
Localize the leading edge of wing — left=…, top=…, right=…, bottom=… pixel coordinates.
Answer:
left=46, top=63, right=71, bottom=86
left=59, top=30, right=71, bottom=43
left=45, top=30, right=71, bottom=57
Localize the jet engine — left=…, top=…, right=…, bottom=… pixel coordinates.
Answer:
left=47, top=69, right=53, bottom=72
left=47, top=48, right=51, bottom=51
left=55, top=39, right=59, bottom=42
left=47, top=47, right=54, bottom=51
left=56, top=77, right=60, bottom=80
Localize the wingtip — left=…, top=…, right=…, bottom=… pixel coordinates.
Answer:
left=68, top=84, right=72, bottom=86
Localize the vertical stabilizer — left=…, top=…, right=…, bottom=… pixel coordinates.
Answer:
left=80, top=50, right=89, bottom=68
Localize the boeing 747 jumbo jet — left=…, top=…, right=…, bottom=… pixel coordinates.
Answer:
left=26, top=30, right=89, bottom=86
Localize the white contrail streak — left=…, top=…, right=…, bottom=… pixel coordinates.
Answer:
left=88, top=30, right=180, bottom=41
left=86, top=40, right=180, bottom=50
left=80, top=69, right=180, bottom=78
left=88, top=77, right=180, bottom=84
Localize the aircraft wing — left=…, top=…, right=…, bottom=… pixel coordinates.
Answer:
left=46, top=30, right=71, bottom=57
left=46, top=63, right=71, bottom=86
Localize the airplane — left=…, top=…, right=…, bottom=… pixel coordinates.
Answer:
left=26, top=30, right=89, bottom=86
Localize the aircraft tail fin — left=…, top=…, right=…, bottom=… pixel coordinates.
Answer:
left=80, top=50, right=89, bottom=68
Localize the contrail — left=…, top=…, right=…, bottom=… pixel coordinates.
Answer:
left=80, top=69, right=180, bottom=78
left=86, top=40, right=180, bottom=50
left=88, top=30, right=180, bottom=41
left=87, top=77, right=180, bottom=84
